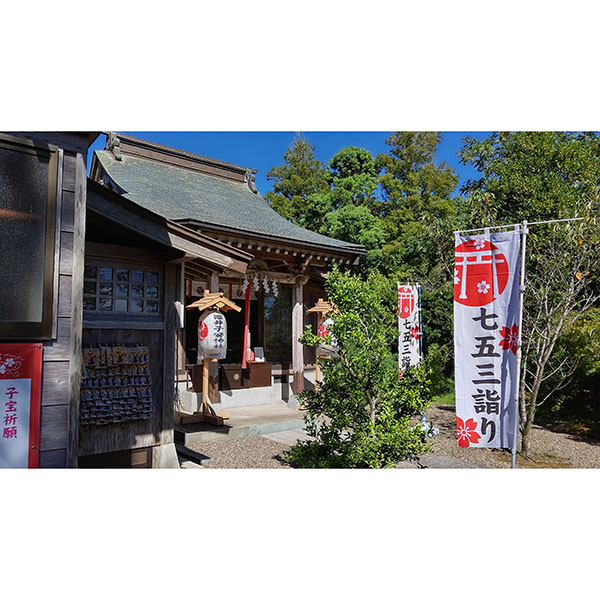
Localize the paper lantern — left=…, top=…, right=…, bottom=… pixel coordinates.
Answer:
left=317, top=316, right=337, bottom=356
left=197, top=309, right=227, bottom=361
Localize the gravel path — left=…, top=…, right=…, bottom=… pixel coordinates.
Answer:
left=185, top=404, right=600, bottom=469
left=188, top=437, right=291, bottom=469
left=424, top=405, right=600, bottom=469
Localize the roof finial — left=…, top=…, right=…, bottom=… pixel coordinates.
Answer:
left=106, top=132, right=123, bottom=161
left=245, top=168, right=258, bottom=193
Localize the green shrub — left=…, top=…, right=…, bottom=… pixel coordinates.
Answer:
left=285, top=268, right=433, bottom=468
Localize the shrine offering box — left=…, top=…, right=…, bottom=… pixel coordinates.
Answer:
left=243, top=362, right=272, bottom=388
left=221, top=363, right=244, bottom=390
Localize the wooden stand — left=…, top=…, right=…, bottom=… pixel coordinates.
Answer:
left=181, top=289, right=242, bottom=426
left=180, top=358, right=229, bottom=425
left=302, top=299, right=337, bottom=411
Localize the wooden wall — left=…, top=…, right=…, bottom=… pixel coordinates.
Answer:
left=78, top=260, right=178, bottom=458
left=35, top=135, right=89, bottom=468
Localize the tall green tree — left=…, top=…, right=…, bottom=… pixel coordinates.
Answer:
left=376, top=132, right=460, bottom=380
left=265, top=134, right=330, bottom=225
left=459, top=131, right=600, bottom=457
left=318, top=146, right=385, bottom=272
left=328, top=145, right=379, bottom=209
left=377, top=132, right=458, bottom=223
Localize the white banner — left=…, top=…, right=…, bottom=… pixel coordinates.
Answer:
left=398, top=284, right=421, bottom=374
left=454, top=228, right=521, bottom=449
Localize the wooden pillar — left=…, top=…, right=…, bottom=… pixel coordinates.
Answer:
left=67, top=151, right=87, bottom=468
left=209, top=271, right=219, bottom=293
left=176, top=263, right=187, bottom=377
left=292, top=276, right=307, bottom=395
left=208, top=271, right=220, bottom=403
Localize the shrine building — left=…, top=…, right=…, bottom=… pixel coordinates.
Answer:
left=0, top=131, right=363, bottom=468
left=89, top=133, right=365, bottom=416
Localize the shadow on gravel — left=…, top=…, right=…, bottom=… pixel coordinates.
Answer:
left=272, top=454, right=291, bottom=467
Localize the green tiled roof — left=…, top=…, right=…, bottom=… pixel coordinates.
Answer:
left=94, top=150, right=364, bottom=254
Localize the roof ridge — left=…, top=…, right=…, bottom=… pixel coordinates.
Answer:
left=106, top=132, right=259, bottom=190
left=112, top=132, right=257, bottom=173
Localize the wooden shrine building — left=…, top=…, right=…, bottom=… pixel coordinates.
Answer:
left=0, top=131, right=251, bottom=468
left=90, top=133, right=365, bottom=413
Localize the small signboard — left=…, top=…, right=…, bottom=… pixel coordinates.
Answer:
left=186, top=280, right=257, bottom=301
left=0, top=344, right=42, bottom=468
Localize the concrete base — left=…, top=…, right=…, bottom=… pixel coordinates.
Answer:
left=175, top=401, right=306, bottom=445
left=151, top=442, right=180, bottom=469
left=176, top=370, right=316, bottom=414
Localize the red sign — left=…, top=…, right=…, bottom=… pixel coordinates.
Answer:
left=454, top=238, right=509, bottom=307
left=398, top=286, right=416, bottom=318
left=0, top=344, right=42, bottom=468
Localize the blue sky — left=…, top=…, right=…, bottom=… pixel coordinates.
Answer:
left=88, top=131, right=490, bottom=197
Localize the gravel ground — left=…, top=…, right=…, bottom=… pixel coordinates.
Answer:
left=185, top=405, right=600, bottom=469
left=188, top=437, right=291, bottom=469
left=424, top=405, right=600, bottom=469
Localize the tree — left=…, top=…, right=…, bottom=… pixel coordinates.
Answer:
left=285, top=268, right=433, bottom=468
left=377, top=132, right=458, bottom=224
left=328, top=146, right=380, bottom=210
left=376, top=132, right=460, bottom=380
left=459, top=131, right=600, bottom=457
left=265, top=134, right=330, bottom=225
left=318, top=147, right=385, bottom=274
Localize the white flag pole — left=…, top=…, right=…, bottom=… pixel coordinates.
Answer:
left=512, top=220, right=529, bottom=469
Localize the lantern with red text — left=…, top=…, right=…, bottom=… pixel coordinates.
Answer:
left=197, top=309, right=227, bottom=361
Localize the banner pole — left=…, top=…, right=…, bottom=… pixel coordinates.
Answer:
left=512, top=220, right=529, bottom=469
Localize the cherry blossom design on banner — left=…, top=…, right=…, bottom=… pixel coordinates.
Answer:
left=454, top=238, right=509, bottom=307
left=454, top=228, right=521, bottom=449
left=0, top=354, right=23, bottom=378
left=499, top=324, right=519, bottom=355
left=456, top=416, right=481, bottom=448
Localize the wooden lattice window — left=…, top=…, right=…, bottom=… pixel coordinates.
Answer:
left=83, top=264, right=161, bottom=316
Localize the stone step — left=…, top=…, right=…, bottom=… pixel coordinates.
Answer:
left=174, top=402, right=306, bottom=444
